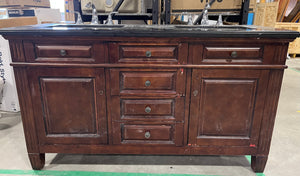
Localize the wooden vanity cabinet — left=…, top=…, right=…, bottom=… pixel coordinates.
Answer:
left=7, top=36, right=292, bottom=173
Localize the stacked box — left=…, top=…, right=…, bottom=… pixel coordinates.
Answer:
left=0, top=0, right=50, bottom=8
left=0, top=17, right=38, bottom=112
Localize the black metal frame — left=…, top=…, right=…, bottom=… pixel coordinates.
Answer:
left=241, top=0, right=250, bottom=24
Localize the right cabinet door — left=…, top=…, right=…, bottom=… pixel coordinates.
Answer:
left=189, top=69, right=269, bottom=147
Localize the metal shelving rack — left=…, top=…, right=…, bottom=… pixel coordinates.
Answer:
left=72, top=0, right=250, bottom=25
left=163, top=0, right=251, bottom=25
left=73, top=0, right=159, bottom=24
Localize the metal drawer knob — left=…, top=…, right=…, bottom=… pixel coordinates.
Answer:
left=231, top=51, right=238, bottom=58
left=193, top=90, right=199, bottom=97
left=146, top=51, right=152, bottom=57
left=145, top=131, right=151, bottom=139
left=145, top=80, right=151, bottom=87
left=60, top=49, right=67, bottom=56
left=145, top=106, right=151, bottom=113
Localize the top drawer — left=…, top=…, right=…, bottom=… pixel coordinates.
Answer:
left=109, top=42, right=188, bottom=64
left=23, top=41, right=106, bottom=63
left=202, top=45, right=264, bottom=64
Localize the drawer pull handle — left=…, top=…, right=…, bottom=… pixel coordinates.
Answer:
left=146, top=51, right=152, bottom=57
left=145, top=80, right=151, bottom=87
left=60, top=49, right=67, bottom=56
left=145, top=106, right=151, bottom=113
left=145, top=131, right=151, bottom=139
left=231, top=51, right=238, bottom=58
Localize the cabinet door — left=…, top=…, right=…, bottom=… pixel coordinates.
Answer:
left=28, top=68, right=107, bottom=145
left=189, top=69, right=269, bottom=147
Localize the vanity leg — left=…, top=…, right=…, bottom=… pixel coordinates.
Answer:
left=28, top=153, right=45, bottom=170
left=251, top=155, right=268, bottom=172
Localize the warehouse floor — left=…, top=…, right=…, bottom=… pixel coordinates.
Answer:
left=0, top=59, right=299, bottom=176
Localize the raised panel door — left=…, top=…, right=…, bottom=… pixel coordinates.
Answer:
left=28, top=68, right=107, bottom=145
left=189, top=69, right=269, bottom=147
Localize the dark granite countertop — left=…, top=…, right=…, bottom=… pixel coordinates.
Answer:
left=0, top=23, right=299, bottom=39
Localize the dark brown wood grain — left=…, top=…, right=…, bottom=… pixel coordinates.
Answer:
left=7, top=35, right=291, bottom=173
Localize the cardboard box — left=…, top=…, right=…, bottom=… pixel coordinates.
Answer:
left=0, top=0, right=50, bottom=8
left=275, top=22, right=300, bottom=55
left=172, top=0, right=256, bottom=13
left=0, top=8, right=61, bottom=23
left=0, top=16, right=37, bottom=28
left=254, top=2, right=279, bottom=27
left=0, top=17, right=38, bottom=112
left=0, top=36, right=20, bottom=112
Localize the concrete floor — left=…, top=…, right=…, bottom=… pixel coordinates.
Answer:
left=0, top=59, right=300, bottom=176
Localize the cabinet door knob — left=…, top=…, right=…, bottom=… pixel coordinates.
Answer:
left=145, top=131, right=151, bottom=139
left=98, top=90, right=104, bottom=95
left=146, top=51, right=152, bottom=57
left=145, top=106, right=151, bottom=113
left=145, top=80, right=151, bottom=87
left=231, top=51, right=238, bottom=58
left=193, top=90, right=199, bottom=96
left=60, top=49, right=67, bottom=56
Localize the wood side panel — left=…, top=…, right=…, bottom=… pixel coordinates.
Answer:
left=13, top=68, right=40, bottom=152
left=9, top=40, right=26, bottom=62
left=257, top=70, right=284, bottom=155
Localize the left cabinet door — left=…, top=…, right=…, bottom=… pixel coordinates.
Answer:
left=27, top=68, right=107, bottom=145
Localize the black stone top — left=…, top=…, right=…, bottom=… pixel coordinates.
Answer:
left=0, top=23, right=299, bottom=39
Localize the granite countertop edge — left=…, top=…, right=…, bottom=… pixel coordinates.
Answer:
left=0, top=24, right=299, bottom=39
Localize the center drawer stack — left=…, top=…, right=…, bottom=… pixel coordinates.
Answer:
left=109, top=42, right=188, bottom=146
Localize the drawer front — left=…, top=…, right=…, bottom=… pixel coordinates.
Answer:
left=112, top=123, right=184, bottom=146
left=110, top=69, right=186, bottom=96
left=109, top=43, right=188, bottom=64
left=111, top=97, right=184, bottom=122
left=203, top=46, right=263, bottom=64
left=36, top=45, right=92, bottom=58
left=123, top=125, right=172, bottom=141
left=122, top=99, right=173, bottom=116
left=122, top=72, right=175, bottom=90
left=24, top=41, right=105, bottom=63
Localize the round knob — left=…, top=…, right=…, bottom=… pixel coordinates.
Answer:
left=98, top=90, right=104, bottom=95
left=145, top=131, right=151, bottom=139
left=231, top=51, right=238, bottom=58
left=145, top=106, right=151, bottom=113
left=145, top=80, right=151, bottom=87
left=60, top=49, right=67, bottom=56
left=146, top=51, right=152, bottom=57
left=193, top=90, right=199, bottom=97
